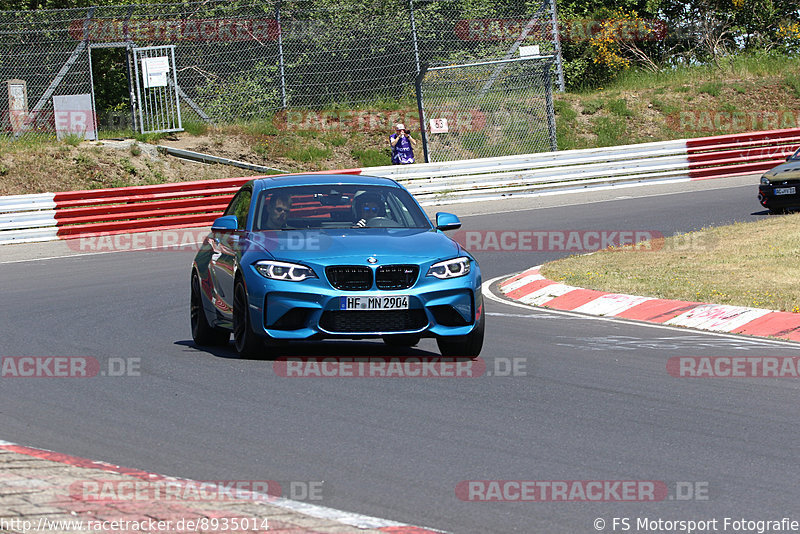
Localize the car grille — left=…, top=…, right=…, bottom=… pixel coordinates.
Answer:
left=326, top=266, right=372, bottom=290
left=319, top=310, right=428, bottom=333
left=376, top=265, right=418, bottom=290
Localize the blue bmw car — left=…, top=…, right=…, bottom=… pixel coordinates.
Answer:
left=190, top=174, right=484, bottom=358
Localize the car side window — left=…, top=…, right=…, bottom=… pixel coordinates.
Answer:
left=224, top=189, right=252, bottom=230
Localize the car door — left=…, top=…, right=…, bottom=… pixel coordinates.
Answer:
left=210, top=187, right=252, bottom=320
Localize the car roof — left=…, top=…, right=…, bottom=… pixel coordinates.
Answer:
left=250, top=174, right=402, bottom=191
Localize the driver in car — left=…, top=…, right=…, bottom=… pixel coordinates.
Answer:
left=353, top=192, right=385, bottom=228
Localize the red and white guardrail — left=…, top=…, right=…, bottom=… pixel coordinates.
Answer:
left=1, top=127, right=798, bottom=244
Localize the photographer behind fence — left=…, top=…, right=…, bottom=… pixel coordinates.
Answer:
left=389, top=123, right=417, bottom=164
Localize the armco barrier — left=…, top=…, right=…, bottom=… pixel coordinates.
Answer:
left=1, top=128, right=798, bottom=245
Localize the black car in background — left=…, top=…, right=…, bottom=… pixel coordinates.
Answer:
left=759, top=147, right=800, bottom=214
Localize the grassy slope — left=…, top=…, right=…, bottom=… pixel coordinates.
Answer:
left=540, top=214, right=800, bottom=313
left=1, top=54, right=799, bottom=195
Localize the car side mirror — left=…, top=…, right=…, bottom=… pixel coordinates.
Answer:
left=435, top=212, right=461, bottom=231
left=211, top=215, right=238, bottom=232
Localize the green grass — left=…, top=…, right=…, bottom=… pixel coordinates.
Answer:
left=119, top=157, right=137, bottom=176
left=650, top=99, right=679, bottom=114
left=697, top=82, right=722, bottom=96
left=602, top=52, right=800, bottom=92
left=72, top=153, right=96, bottom=168
left=582, top=99, right=604, bottom=114
left=606, top=98, right=633, bottom=117
left=323, top=132, right=348, bottom=147
left=134, top=131, right=170, bottom=143
left=553, top=100, right=577, bottom=121
left=62, top=133, right=84, bottom=147
left=592, top=117, right=626, bottom=147
left=233, top=119, right=279, bottom=137
left=540, top=214, right=800, bottom=313
left=183, top=121, right=209, bottom=136
left=286, top=145, right=331, bottom=162
left=352, top=148, right=390, bottom=167
left=785, top=74, right=800, bottom=97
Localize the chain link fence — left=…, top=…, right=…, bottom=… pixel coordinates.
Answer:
left=416, top=56, right=556, bottom=163
left=0, top=0, right=562, bottom=157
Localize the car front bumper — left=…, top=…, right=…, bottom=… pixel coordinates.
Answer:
left=243, top=271, right=482, bottom=340
left=759, top=183, right=800, bottom=210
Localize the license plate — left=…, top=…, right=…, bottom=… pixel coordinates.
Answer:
left=775, top=187, right=796, bottom=195
left=340, top=295, right=409, bottom=310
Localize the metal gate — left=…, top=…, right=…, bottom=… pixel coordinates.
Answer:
left=132, top=45, right=182, bottom=134
left=415, top=55, right=557, bottom=163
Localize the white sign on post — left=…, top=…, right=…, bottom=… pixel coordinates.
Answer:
left=429, top=118, right=449, bottom=134
left=142, top=56, right=170, bottom=89
left=6, top=79, right=28, bottom=135
left=52, top=94, right=97, bottom=141
left=519, top=45, right=541, bottom=57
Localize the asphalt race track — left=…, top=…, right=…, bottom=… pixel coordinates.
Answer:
left=2, top=176, right=799, bottom=533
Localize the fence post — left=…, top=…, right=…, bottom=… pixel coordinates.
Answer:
left=276, top=0, right=287, bottom=109
left=408, top=0, right=421, bottom=74
left=549, top=0, right=566, bottom=92
left=415, top=64, right=429, bottom=163
left=544, top=61, right=558, bottom=151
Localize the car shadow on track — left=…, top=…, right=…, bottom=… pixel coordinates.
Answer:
left=174, top=339, right=442, bottom=360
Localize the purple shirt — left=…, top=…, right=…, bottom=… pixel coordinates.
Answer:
left=390, top=134, right=415, bottom=164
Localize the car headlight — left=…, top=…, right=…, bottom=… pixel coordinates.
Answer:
left=427, top=257, right=471, bottom=279
left=761, top=176, right=770, bottom=185
left=255, top=260, right=317, bottom=282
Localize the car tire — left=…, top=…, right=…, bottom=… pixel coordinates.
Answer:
left=191, top=273, right=230, bottom=346
left=233, top=280, right=264, bottom=359
left=436, top=311, right=485, bottom=359
left=382, top=334, right=421, bottom=347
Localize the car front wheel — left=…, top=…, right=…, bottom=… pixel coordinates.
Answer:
left=191, top=274, right=230, bottom=346
left=436, top=311, right=485, bottom=359
left=233, top=281, right=264, bottom=358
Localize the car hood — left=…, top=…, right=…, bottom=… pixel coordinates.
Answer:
left=243, top=228, right=462, bottom=264
left=763, top=161, right=800, bottom=182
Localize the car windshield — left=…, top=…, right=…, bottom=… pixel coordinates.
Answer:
left=253, top=184, right=432, bottom=231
